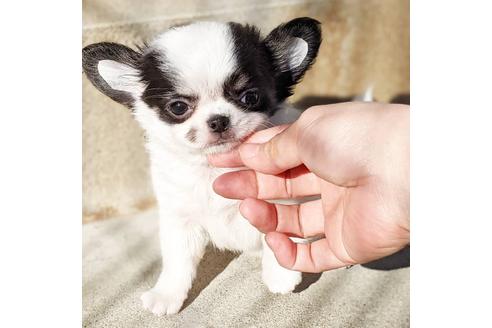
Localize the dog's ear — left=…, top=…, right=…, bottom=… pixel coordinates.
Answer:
left=82, top=42, right=144, bottom=107
left=264, top=17, right=322, bottom=101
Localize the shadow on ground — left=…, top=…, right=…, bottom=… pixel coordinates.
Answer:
left=294, top=272, right=324, bottom=293
left=292, top=244, right=410, bottom=294
left=362, top=245, right=410, bottom=271
left=182, top=247, right=238, bottom=309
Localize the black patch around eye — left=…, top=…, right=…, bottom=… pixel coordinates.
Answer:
left=139, top=51, right=194, bottom=124
left=225, top=23, right=279, bottom=116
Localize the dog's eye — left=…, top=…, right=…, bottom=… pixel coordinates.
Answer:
left=169, top=101, right=189, bottom=116
left=240, top=90, right=259, bottom=106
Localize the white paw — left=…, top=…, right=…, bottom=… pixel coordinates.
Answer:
left=140, top=288, right=186, bottom=316
left=262, top=268, right=302, bottom=294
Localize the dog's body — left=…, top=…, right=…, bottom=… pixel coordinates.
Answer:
left=83, top=18, right=321, bottom=315
left=142, top=130, right=303, bottom=315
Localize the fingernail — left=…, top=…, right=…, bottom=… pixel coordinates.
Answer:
left=240, top=143, right=260, bottom=159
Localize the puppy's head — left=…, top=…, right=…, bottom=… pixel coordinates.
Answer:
left=83, top=18, right=321, bottom=154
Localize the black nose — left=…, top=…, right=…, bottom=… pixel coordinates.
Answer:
left=207, top=115, right=230, bottom=133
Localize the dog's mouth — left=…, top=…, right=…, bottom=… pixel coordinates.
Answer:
left=207, top=137, right=239, bottom=147
left=202, top=126, right=259, bottom=154
left=207, top=130, right=256, bottom=147
left=203, top=133, right=247, bottom=154
left=207, top=129, right=236, bottom=146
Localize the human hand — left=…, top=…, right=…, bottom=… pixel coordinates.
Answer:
left=209, top=102, right=410, bottom=273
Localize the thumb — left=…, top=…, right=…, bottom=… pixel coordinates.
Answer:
left=238, top=121, right=302, bottom=174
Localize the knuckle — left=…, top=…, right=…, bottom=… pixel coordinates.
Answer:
left=264, top=139, right=282, bottom=170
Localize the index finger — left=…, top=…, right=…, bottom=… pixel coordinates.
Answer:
left=208, top=124, right=289, bottom=168
left=213, top=164, right=320, bottom=200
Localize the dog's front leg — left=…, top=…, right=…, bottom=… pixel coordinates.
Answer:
left=141, top=217, right=208, bottom=315
left=261, top=237, right=302, bottom=294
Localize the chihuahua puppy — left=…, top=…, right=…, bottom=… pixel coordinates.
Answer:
left=83, top=17, right=321, bottom=315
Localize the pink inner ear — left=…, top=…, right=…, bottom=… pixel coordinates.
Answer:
left=287, top=37, right=308, bottom=70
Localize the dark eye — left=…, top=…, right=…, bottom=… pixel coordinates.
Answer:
left=240, top=90, right=259, bottom=106
left=169, top=101, right=189, bottom=116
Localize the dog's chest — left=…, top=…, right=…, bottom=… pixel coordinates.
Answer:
left=152, top=160, right=238, bottom=221
left=186, top=166, right=238, bottom=222
left=152, top=160, right=261, bottom=251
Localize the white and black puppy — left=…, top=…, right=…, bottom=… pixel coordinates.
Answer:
left=83, top=17, right=321, bottom=315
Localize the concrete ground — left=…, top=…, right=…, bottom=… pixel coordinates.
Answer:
left=83, top=209, right=409, bottom=328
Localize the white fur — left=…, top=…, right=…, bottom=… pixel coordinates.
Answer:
left=100, top=22, right=303, bottom=315
left=151, top=22, right=236, bottom=97
left=136, top=103, right=301, bottom=315
left=287, top=37, right=308, bottom=70
left=97, top=60, right=144, bottom=94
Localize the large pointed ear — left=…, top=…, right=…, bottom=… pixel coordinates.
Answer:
left=82, top=42, right=145, bottom=107
left=264, top=17, right=322, bottom=101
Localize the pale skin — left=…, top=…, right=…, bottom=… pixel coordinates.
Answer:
left=209, top=102, right=410, bottom=273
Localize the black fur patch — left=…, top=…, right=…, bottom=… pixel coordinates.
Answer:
left=82, top=18, right=321, bottom=124
left=139, top=51, right=199, bottom=124
left=82, top=42, right=142, bottom=107
left=226, top=23, right=278, bottom=116
left=263, top=17, right=322, bottom=101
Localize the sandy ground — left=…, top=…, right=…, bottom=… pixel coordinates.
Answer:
left=83, top=209, right=409, bottom=328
